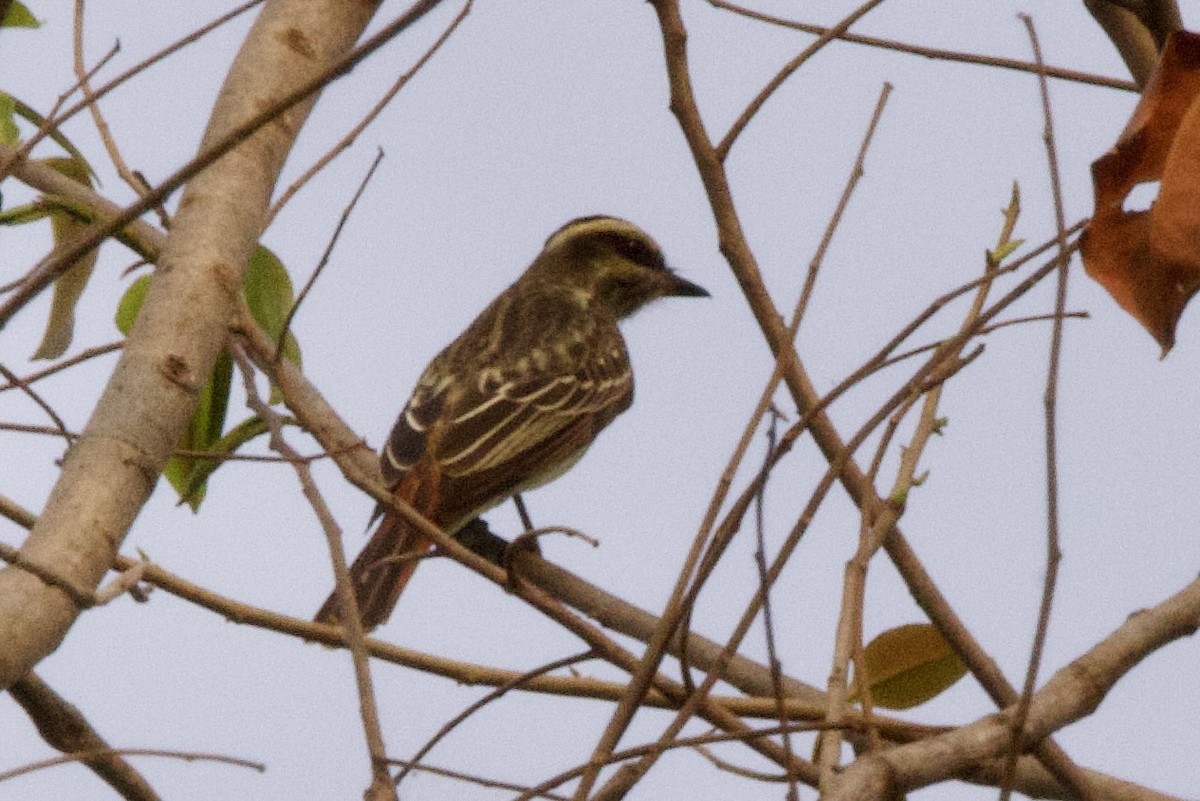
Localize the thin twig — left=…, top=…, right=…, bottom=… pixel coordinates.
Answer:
left=709, top=0, right=1137, bottom=92
left=5, top=39, right=121, bottom=183
left=0, top=0, right=448, bottom=330
left=1000, top=15, right=1089, bottom=801
left=818, top=188, right=1016, bottom=788
left=9, top=673, right=161, bottom=801
left=72, top=0, right=143, bottom=196
left=520, top=721, right=837, bottom=801
left=0, top=0, right=266, bottom=179
left=716, top=0, right=887, bottom=160
left=170, top=447, right=330, bottom=463
left=0, top=422, right=81, bottom=439
left=875, top=308, right=1087, bottom=373
left=228, top=344, right=395, bottom=798
left=267, top=0, right=472, bottom=223
left=751, top=408, right=799, bottom=801
left=394, top=651, right=595, bottom=788
left=693, top=742, right=789, bottom=782
left=0, top=341, right=122, bottom=393
left=390, top=759, right=570, bottom=800
left=0, top=747, right=264, bottom=783
left=274, top=149, right=385, bottom=361
left=795, top=82, right=892, bottom=331
left=581, top=80, right=894, bottom=801
left=0, top=364, right=74, bottom=445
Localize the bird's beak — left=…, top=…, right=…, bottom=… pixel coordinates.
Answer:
left=667, top=272, right=710, bottom=298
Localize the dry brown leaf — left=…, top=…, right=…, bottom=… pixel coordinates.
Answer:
left=1081, top=31, right=1200, bottom=354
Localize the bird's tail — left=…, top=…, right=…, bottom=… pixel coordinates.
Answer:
left=313, top=512, right=433, bottom=630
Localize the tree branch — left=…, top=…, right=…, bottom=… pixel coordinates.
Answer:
left=0, top=0, right=381, bottom=690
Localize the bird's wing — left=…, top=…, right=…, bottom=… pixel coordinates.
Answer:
left=381, top=299, right=633, bottom=526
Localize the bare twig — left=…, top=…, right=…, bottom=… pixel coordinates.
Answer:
left=716, top=0, right=887, bottom=160
left=582, top=80, right=894, bottom=801
left=274, top=149, right=385, bottom=361
left=522, top=721, right=836, bottom=801
left=0, top=0, right=266, bottom=180
left=170, top=447, right=330, bottom=464
left=228, top=344, right=394, bottom=798
left=394, top=651, right=595, bottom=788
left=0, top=747, right=264, bottom=783
left=390, top=759, right=570, bottom=800
left=818, top=186, right=1017, bottom=789
left=8, top=673, right=161, bottom=800
left=0, top=541, right=93, bottom=610
left=0, top=364, right=74, bottom=445
left=0, top=0, right=449, bottom=330
left=751, top=409, right=799, bottom=801
left=0, top=342, right=123, bottom=393
left=0, top=422, right=81, bottom=439
left=693, top=743, right=789, bottom=782
left=72, top=0, right=142, bottom=195
left=267, top=0, right=473, bottom=223
left=711, top=0, right=1137, bottom=92
left=0, top=493, right=38, bottom=528
left=999, top=16, right=1091, bottom=801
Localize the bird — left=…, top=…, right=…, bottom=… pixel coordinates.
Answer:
left=314, top=215, right=708, bottom=630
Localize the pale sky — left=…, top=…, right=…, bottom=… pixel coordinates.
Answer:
left=2, top=2, right=1196, bottom=800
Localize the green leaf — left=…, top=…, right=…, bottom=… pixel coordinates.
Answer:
left=32, top=158, right=100, bottom=360
left=0, top=200, right=53, bottom=225
left=245, top=245, right=294, bottom=339
left=6, top=95, right=97, bottom=178
left=195, top=349, right=233, bottom=449
left=115, top=245, right=303, bottom=508
left=244, top=244, right=302, bottom=402
left=988, top=238, right=1025, bottom=265
left=115, top=274, right=151, bottom=335
left=164, top=350, right=233, bottom=511
left=175, top=415, right=271, bottom=506
left=2, top=1, right=40, bottom=28
left=0, top=92, right=19, bottom=143
left=115, top=275, right=236, bottom=509
left=852, top=623, right=967, bottom=710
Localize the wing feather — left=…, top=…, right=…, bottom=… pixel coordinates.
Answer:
left=378, top=289, right=634, bottom=527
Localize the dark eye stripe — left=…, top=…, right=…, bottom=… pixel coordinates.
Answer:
left=600, top=233, right=664, bottom=271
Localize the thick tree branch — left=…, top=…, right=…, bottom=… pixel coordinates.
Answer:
left=9, top=672, right=160, bottom=801
left=0, top=0, right=379, bottom=690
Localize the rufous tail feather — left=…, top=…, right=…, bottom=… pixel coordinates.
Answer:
left=314, top=512, right=433, bottom=630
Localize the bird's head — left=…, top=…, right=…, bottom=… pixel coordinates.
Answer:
left=534, top=215, right=709, bottom=318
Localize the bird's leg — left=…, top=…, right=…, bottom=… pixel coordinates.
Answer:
left=512, top=493, right=535, bottom=531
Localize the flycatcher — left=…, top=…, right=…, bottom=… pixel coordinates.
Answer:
left=315, top=215, right=708, bottom=629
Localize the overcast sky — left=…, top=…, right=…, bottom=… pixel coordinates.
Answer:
left=2, top=2, right=1197, bottom=800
